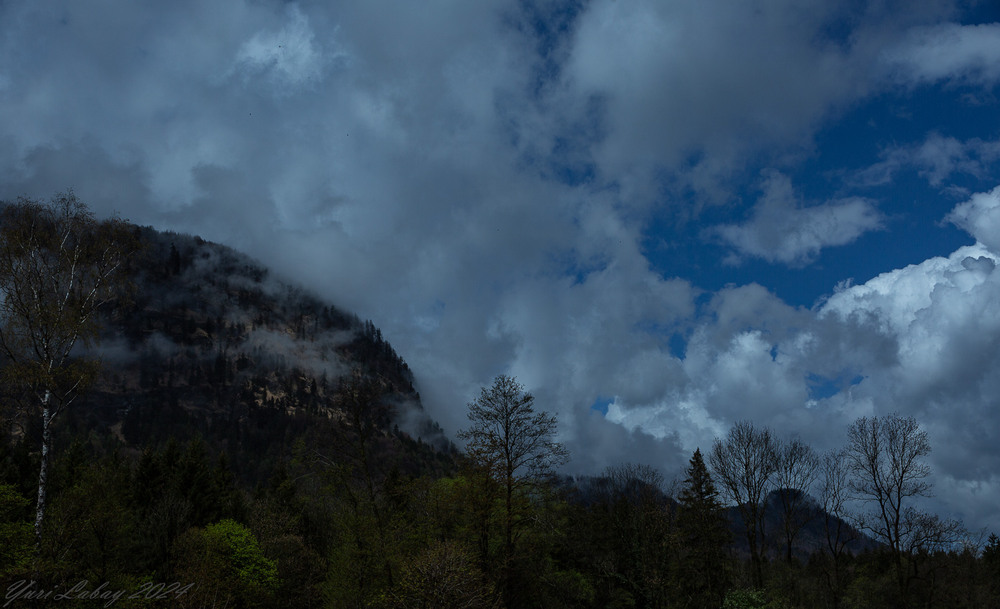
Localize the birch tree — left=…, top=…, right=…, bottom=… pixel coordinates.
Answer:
left=0, top=192, right=137, bottom=548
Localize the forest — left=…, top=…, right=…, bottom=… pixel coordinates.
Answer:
left=1, top=194, right=999, bottom=609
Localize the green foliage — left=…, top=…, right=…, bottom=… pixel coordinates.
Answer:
left=721, top=588, right=786, bottom=609
left=245, top=491, right=326, bottom=607
left=40, top=453, right=136, bottom=581
left=174, top=519, right=278, bottom=608
left=205, top=519, right=278, bottom=592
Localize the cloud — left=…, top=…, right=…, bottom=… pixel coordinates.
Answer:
left=605, top=280, right=896, bottom=456
left=605, top=186, right=1000, bottom=529
left=881, top=22, right=1000, bottom=87
left=562, top=0, right=863, bottom=198
left=557, top=0, right=961, bottom=202
left=854, top=133, right=1000, bottom=188
left=711, top=172, right=884, bottom=266
left=946, top=185, right=1000, bottom=252
left=819, top=230, right=1000, bottom=526
left=231, top=4, right=331, bottom=90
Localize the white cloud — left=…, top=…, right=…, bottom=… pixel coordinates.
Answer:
left=946, top=185, right=1000, bottom=252
left=815, top=188, right=1000, bottom=527
left=232, top=5, right=330, bottom=90
left=606, top=186, right=1000, bottom=530
left=855, top=133, right=1000, bottom=188
left=712, top=172, right=884, bottom=266
left=882, top=22, right=1000, bottom=87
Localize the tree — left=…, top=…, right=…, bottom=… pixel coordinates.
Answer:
left=42, top=454, right=136, bottom=584
left=174, top=519, right=278, bottom=609
left=817, top=449, right=857, bottom=609
left=0, top=192, right=137, bottom=548
left=587, top=463, right=674, bottom=608
left=710, top=420, right=777, bottom=587
left=314, top=369, right=400, bottom=606
left=378, top=540, right=497, bottom=609
left=845, top=413, right=932, bottom=603
left=676, top=448, right=731, bottom=609
left=985, top=533, right=1000, bottom=601
left=458, top=374, right=568, bottom=608
left=985, top=532, right=1000, bottom=570
left=773, top=437, right=819, bottom=564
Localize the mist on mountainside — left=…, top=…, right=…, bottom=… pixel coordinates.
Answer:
left=66, top=226, right=456, bottom=481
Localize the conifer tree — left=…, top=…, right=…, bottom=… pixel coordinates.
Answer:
left=676, top=448, right=731, bottom=609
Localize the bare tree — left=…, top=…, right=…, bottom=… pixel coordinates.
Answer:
left=383, top=540, right=498, bottom=609
left=710, top=420, right=777, bottom=587
left=595, top=463, right=674, bottom=608
left=818, top=449, right=857, bottom=609
left=773, top=437, right=819, bottom=563
left=845, top=413, right=932, bottom=601
left=0, top=192, right=137, bottom=548
left=458, top=374, right=568, bottom=607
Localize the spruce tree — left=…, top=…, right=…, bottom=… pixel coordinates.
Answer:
left=676, top=448, right=731, bottom=609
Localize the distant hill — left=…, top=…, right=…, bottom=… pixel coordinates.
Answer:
left=725, top=488, right=877, bottom=561
left=57, top=226, right=456, bottom=483
left=568, top=475, right=875, bottom=560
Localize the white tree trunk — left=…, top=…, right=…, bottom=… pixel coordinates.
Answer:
left=34, top=390, right=52, bottom=550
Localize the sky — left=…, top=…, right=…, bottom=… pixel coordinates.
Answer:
left=2, top=0, right=1000, bottom=534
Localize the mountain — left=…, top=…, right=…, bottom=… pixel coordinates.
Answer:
left=724, top=488, right=877, bottom=562
left=568, top=475, right=875, bottom=561
left=61, top=226, right=456, bottom=483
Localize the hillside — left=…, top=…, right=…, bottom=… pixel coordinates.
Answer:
left=61, top=226, right=456, bottom=483
left=571, top=475, right=874, bottom=562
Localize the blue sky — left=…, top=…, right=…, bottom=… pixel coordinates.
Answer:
left=2, top=0, right=1000, bottom=532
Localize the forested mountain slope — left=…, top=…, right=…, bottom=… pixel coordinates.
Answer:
left=64, top=226, right=455, bottom=482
